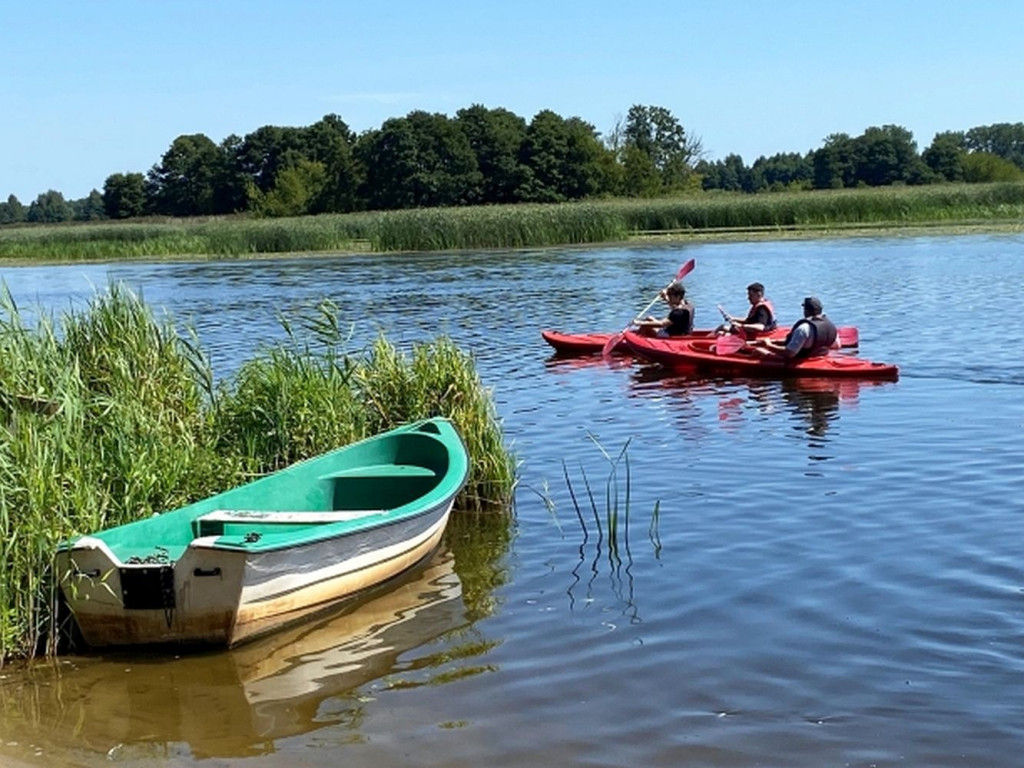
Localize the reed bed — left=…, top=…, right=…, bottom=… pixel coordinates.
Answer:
left=5, top=183, right=1020, bottom=261
left=0, top=286, right=515, bottom=663
left=609, top=182, right=1024, bottom=231
left=370, top=203, right=628, bottom=251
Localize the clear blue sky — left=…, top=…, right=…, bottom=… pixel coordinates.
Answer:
left=2, top=0, right=1021, bottom=202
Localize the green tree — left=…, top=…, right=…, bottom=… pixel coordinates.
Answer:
left=26, top=190, right=74, bottom=222
left=623, top=105, right=702, bottom=190
left=147, top=134, right=228, bottom=216
left=0, top=194, right=26, bottom=224
left=248, top=158, right=328, bottom=217
left=964, top=123, right=1024, bottom=169
left=74, top=189, right=108, bottom=221
left=853, top=125, right=922, bottom=186
left=358, top=111, right=481, bottom=210
left=214, top=134, right=250, bottom=214
left=305, top=114, right=359, bottom=213
left=922, top=131, right=966, bottom=181
left=750, top=152, right=813, bottom=191
left=961, top=152, right=1024, bottom=182
left=233, top=125, right=308, bottom=194
left=812, top=133, right=857, bottom=189
left=103, top=172, right=148, bottom=218
left=622, top=144, right=662, bottom=196
left=455, top=104, right=528, bottom=204
left=356, top=120, right=416, bottom=210
left=517, top=111, right=606, bottom=202
left=718, top=154, right=749, bottom=192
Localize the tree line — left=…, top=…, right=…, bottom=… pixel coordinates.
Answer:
left=2, top=106, right=1022, bottom=225
left=697, top=123, right=1024, bottom=192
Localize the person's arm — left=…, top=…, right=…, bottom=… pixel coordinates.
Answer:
left=634, top=315, right=669, bottom=329
left=741, top=306, right=770, bottom=333
left=724, top=306, right=767, bottom=334
left=750, top=338, right=787, bottom=358
left=752, top=324, right=809, bottom=359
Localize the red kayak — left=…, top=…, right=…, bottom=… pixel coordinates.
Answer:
left=542, top=326, right=860, bottom=355
left=622, top=332, right=899, bottom=380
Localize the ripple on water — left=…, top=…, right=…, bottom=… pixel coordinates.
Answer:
left=3, top=237, right=1024, bottom=767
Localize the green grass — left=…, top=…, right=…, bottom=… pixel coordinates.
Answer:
left=609, top=182, right=1024, bottom=230
left=0, top=286, right=516, bottom=663
left=4, top=183, right=1022, bottom=261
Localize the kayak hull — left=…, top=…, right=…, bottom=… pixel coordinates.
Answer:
left=622, top=332, right=899, bottom=380
left=542, top=326, right=858, bottom=355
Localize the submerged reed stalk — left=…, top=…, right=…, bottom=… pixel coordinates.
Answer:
left=560, top=436, right=660, bottom=564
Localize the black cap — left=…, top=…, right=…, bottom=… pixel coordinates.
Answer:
left=803, top=296, right=823, bottom=314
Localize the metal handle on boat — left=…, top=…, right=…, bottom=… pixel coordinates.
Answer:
left=193, top=567, right=222, bottom=577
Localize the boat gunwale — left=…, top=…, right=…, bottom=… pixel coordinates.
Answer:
left=57, top=417, right=471, bottom=560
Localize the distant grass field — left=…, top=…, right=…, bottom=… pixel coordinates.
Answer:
left=2, top=183, right=1023, bottom=262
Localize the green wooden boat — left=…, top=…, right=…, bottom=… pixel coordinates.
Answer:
left=56, top=417, right=469, bottom=648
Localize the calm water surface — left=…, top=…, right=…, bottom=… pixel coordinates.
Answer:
left=2, top=234, right=1024, bottom=767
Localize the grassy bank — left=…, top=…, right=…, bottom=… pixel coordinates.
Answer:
left=0, top=286, right=516, bottom=663
left=2, top=183, right=1022, bottom=261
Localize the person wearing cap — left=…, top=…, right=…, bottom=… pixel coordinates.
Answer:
left=758, top=296, right=838, bottom=359
left=718, top=282, right=777, bottom=337
left=634, top=281, right=694, bottom=337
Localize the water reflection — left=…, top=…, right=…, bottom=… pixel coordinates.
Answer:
left=543, top=352, right=633, bottom=373
left=627, top=365, right=896, bottom=447
left=0, top=549, right=473, bottom=761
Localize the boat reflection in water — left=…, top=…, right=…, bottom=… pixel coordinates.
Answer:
left=0, top=549, right=468, bottom=761
left=628, top=365, right=896, bottom=443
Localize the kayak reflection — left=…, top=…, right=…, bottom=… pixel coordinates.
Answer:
left=0, top=549, right=469, bottom=761
left=629, top=367, right=895, bottom=442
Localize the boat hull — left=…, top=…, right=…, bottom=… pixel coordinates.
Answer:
left=622, top=333, right=899, bottom=380
left=542, top=326, right=858, bottom=355
left=56, top=418, right=469, bottom=648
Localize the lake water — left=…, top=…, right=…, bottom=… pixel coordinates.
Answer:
left=2, top=233, right=1024, bottom=767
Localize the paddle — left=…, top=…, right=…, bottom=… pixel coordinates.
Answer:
left=601, top=259, right=696, bottom=357
left=714, top=334, right=748, bottom=355
left=721, top=302, right=859, bottom=348
left=837, top=326, right=859, bottom=347
left=717, top=328, right=855, bottom=356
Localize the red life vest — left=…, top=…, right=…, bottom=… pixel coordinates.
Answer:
left=744, top=298, right=777, bottom=333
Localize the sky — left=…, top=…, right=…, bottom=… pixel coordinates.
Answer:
left=2, top=0, right=1022, bottom=203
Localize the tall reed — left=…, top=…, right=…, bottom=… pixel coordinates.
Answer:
left=6, top=183, right=1019, bottom=261
left=0, top=285, right=515, bottom=663
left=213, top=300, right=365, bottom=472
left=354, top=335, right=518, bottom=512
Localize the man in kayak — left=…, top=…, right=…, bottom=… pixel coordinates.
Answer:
left=717, top=282, right=777, bottom=337
left=757, top=296, right=838, bottom=359
left=633, top=281, right=694, bottom=336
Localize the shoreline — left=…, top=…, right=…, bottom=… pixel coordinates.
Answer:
left=0, top=219, right=1021, bottom=268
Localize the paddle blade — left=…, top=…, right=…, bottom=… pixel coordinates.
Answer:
left=837, top=326, right=859, bottom=347
left=601, top=331, right=625, bottom=358
left=675, top=258, right=696, bottom=281
left=714, top=334, right=746, bottom=355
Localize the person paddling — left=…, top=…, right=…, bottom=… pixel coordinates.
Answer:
left=634, top=281, right=694, bottom=337
left=717, top=282, right=777, bottom=337
left=757, top=296, right=838, bottom=359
